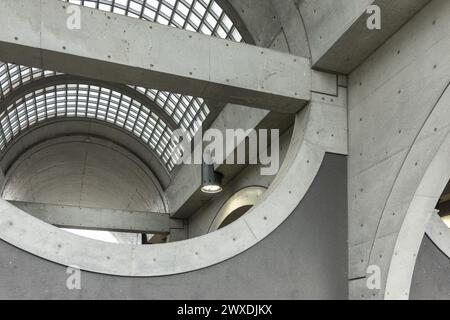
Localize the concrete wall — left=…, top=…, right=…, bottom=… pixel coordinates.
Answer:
left=347, top=0, right=450, bottom=298
left=0, top=0, right=353, bottom=299
left=410, top=236, right=450, bottom=300
left=0, top=153, right=347, bottom=300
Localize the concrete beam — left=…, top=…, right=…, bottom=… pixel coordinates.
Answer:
left=167, top=108, right=293, bottom=218
left=9, top=201, right=170, bottom=234
left=0, top=0, right=311, bottom=113
left=168, top=70, right=347, bottom=218
left=299, top=0, right=431, bottom=74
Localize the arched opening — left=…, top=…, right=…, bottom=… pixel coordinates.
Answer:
left=2, top=136, right=168, bottom=245
left=436, top=181, right=450, bottom=228
left=209, top=186, right=267, bottom=232
left=218, top=205, right=253, bottom=229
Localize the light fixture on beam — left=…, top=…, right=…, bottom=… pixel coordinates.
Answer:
left=201, top=163, right=223, bottom=194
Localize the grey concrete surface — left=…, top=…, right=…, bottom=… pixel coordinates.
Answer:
left=9, top=201, right=170, bottom=234
left=166, top=107, right=292, bottom=218
left=0, top=153, right=347, bottom=300
left=426, top=213, right=450, bottom=260
left=2, top=138, right=168, bottom=213
left=188, top=128, right=292, bottom=237
left=0, top=0, right=311, bottom=113
left=169, top=73, right=347, bottom=220
left=347, top=0, right=450, bottom=299
left=0, top=105, right=339, bottom=277
left=165, top=0, right=311, bottom=217
left=410, top=235, right=450, bottom=300
left=297, top=0, right=431, bottom=73
left=1, top=0, right=449, bottom=300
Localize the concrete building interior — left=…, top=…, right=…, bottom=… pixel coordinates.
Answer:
left=0, top=0, right=449, bottom=300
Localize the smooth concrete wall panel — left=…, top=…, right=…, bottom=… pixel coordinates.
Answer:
left=410, top=236, right=450, bottom=300
left=226, top=0, right=310, bottom=57
left=347, top=0, right=450, bottom=298
left=0, top=154, right=347, bottom=300
left=225, top=0, right=281, bottom=48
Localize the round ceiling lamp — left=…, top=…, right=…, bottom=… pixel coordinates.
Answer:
left=201, top=163, right=223, bottom=194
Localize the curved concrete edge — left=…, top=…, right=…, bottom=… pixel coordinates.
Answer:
left=0, top=101, right=338, bottom=277
left=385, top=132, right=450, bottom=300
left=3, top=135, right=169, bottom=213
left=0, top=119, right=173, bottom=189
left=351, top=82, right=450, bottom=300
left=208, top=186, right=267, bottom=233
left=426, top=213, right=450, bottom=259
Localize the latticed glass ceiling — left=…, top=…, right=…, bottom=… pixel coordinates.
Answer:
left=1, top=84, right=176, bottom=165
left=0, top=0, right=243, bottom=171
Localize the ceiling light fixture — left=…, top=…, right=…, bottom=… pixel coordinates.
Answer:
left=201, top=163, right=223, bottom=194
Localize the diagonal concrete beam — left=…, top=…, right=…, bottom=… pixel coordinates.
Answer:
left=9, top=201, right=170, bottom=234
left=299, top=0, right=431, bottom=74
left=0, top=0, right=311, bottom=113
left=167, top=70, right=346, bottom=218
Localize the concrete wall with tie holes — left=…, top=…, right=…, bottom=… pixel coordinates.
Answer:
left=0, top=153, right=347, bottom=300
left=347, top=0, right=450, bottom=300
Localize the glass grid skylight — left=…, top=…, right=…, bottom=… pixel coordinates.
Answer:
left=0, top=84, right=178, bottom=169
left=0, top=64, right=58, bottom=100
left=64, top=0, right=242, bottom=41
left=0, top=0, right=243, bottom=171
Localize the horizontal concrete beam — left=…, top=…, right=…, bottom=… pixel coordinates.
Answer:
left=0, top=0, right=311, bottom=113
left=9, top=201, right=170, bottom=234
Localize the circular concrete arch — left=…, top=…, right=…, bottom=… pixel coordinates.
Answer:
left=385, top=131, right=450, bottom=299
left=0, top=0, right=318, bottom=277
left=223, top=0, right=311, bottom=57
left=360, top=83, right=450, bottom=300
left=0, top=105, right=330, bottom=276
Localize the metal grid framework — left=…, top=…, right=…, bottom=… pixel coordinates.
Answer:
left=0, top=84, right=177, bottom=168
left=0, top=66, right=58, bottom=100
left=65, top=0, right=242, bottom=40
left=0, top=0, right=243, bottom=171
